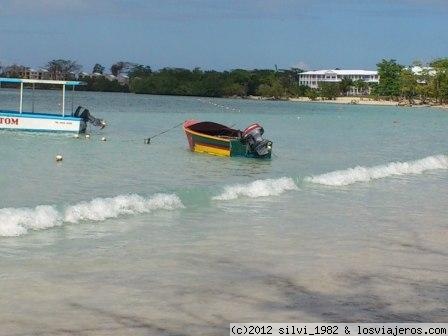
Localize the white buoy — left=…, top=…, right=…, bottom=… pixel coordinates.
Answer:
left=101, top=137, right=106, bottom=142
left=74, top=134, right=79, bottom=139
left=55, top=154, right=63, bottom=162
left=85, top=134, right=90, bottom=139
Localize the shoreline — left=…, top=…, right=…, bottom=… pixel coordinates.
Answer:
left=247, top=95, right=448, bottom=109
left=1, top=85, right=447, bottom=109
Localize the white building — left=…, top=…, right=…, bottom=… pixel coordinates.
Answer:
left=409, top=66, right=436, bottom=84
left=410, top=66, right=436, bottom=76
left=298, top=69, right=379, bottom=95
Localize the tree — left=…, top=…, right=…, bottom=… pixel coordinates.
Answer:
left=222, top=83, right=246, bottom=97
left=429, top=58, right=448, bottom=104
left=430, top=58, right=448, bottom=69
left=432, top=69, right=448, bottom=104
left=128, top=64, right=152, bottom=78
left=416, top=81, right=432, bottom=104
left=319, top=82, right=340, bottom=100
left=306, top=88, right=318, bottom=100
left=256, top=79, right=285, bottom=99
left=374, top=59, right=403, bottom=98
left=92, top=63, right=105, bottom=74
left=110, top=61, right=131, bottom=76
left=4, top=64, right=27, bottom=77
left=80, top=76, right=128, bottom=92
left=45, top=59, right=81, bottom=80
left=399, top=69, right=418, bottom=103
left=339, top=77, right=353, bottom=96
left=354, top=79, right=368, bottom=95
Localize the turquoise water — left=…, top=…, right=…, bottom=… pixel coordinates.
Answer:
left=1, top=89, right=447, bottom=335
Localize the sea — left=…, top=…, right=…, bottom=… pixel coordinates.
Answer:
left=0, top=89, right=447, bottom=335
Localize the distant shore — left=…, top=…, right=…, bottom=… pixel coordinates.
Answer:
left=246, top=95, right=448, bottom=109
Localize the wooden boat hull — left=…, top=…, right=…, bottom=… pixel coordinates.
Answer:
left=183, top=120, right=272, bottom=158
left=0, top=110, right=86, bottom=133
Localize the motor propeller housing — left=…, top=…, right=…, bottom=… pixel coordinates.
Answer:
left=241, top=123, right=272, bottom=157
left=74, top=106, right=106, bottom=129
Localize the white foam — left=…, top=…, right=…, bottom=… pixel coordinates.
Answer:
left=305, top=155, right=448, bottom=186
left=213, top=177, right=298, bottom=200
left=0, top=205, right=61, bottom=237
left=0, top=193, right=184, bottom=237
left=64, top=193, right=183, bottom=223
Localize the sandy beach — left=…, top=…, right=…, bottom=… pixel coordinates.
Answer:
left=247, top=95, right=448, bottom=109
left=289, top=96, right=399, bottom=106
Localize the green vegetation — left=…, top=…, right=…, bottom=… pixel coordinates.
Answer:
left=339, top=77, right=353, bottom=96
left=1, top=57, right=448, bottom=104
left=373, top=59, right=403, bottom=98
left=79, top=76, right=128, bottom=92
left=318, top=82, right=340, bottom=100
left=372, top=58, right=448, bottom=104
left=92, top=63, right=105, bottom=74
left=45, top=59, right=81, bottom=80
left=129, top=67, right=306, bottom=98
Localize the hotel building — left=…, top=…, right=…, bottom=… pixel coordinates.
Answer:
left=298, top=69, right=379, bottom=95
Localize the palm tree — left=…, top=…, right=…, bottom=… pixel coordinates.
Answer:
left=354, top=79, right=368, bottom=95
left=339, top=77, right=353, bottom=96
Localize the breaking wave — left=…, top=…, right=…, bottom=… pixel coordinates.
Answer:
left=0, top=206, right=61, bottom=237
left=0, top=193, right=184, bottom=237
left=305, top=155, right=448, bottom=186
left=64, top=193, right=183, bottom=223
left=212, top=177, right=298, bottom=200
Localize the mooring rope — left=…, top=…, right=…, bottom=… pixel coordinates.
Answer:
left=144, top=121, right=184, bottom=144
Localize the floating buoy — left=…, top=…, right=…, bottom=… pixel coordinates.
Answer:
left=101, top=137, right=107, bottom=142
left=74, top=134, right=79, bottom=139
left=85, top=134, right=90, bottom=139
left=55, top=154, right=63, bottom=162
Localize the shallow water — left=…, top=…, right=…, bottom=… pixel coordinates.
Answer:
left=0, top=89, right=447, bottom=335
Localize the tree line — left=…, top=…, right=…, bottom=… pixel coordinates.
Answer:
left=373, top=59, right=448, bottom=104
left=1, top=58, right=448, bottom=104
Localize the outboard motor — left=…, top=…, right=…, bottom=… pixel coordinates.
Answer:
left=241, top=123, right=272, bottom=157
left=74, top=106, right=106, bottom=129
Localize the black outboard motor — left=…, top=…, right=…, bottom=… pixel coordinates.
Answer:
left=74, top=106, right=106, bottom=129
left=241, top=123, right=272, bottom=157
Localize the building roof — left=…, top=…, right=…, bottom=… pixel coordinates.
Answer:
left=300, top=69, right=377, bottom=75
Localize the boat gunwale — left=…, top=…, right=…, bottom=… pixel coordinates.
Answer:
left=183, top=126, right=238, bottom=143
left=0, top=110, right=83, bottom=121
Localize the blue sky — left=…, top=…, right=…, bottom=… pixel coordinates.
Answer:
left=0, top=0, right=447, bottom=72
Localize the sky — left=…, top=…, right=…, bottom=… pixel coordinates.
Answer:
left=0, top=0, right=447, bottom=72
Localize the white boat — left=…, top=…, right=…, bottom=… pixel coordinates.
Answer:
left=0, top=77, right=105, bottom=133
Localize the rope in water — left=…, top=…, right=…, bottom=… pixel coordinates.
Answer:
left=144, top=121, right=184, bottom=144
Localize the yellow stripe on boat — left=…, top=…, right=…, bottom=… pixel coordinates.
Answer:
left=194, top=144, right=230, bottom=157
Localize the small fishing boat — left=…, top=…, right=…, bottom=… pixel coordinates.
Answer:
left=183, top=119, right=272, bottom=158
left=0, top=77, right=105, bottom=133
